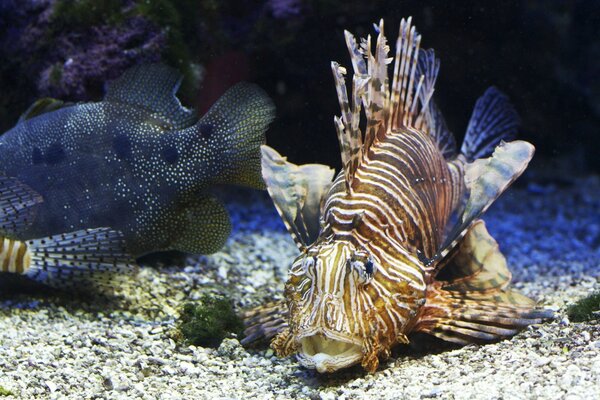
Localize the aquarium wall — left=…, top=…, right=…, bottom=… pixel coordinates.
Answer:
left=1, top=0, right=598, bottom=175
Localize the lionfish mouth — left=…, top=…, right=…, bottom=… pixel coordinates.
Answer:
left=297, top=334, right=363, bottom=373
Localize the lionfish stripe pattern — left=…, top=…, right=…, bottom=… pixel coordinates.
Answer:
left=244, top=17, right=552, bottom=373
left=0, top=227, right=138, bottom=288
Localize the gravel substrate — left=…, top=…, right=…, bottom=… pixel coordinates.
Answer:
left=0, top=176, right=599, bottom=399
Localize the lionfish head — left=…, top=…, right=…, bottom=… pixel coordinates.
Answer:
left=273, top=240, right=407, bottom=373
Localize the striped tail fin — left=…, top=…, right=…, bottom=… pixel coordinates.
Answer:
left=0, top=228, right=138, bottom=289
left=333, top=18, right=439, bottom=192
left=414, top=220, right=553, bottom=344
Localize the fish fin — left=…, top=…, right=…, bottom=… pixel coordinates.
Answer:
left=424, top=140, right=534, bottom=270
left=416, top=49, right=457, bottom=159
left=202, top=83, right=275, bottom=190
left=241, top=300, right=289, bottom=346
left=261, top=145, right=335, bottom=250
left=104, top=63, right=197, bottom=130
left=170, top=196, right=232, bottom=254
left=460, top=87, right=520, bottom=162
left=18, top=98, right=72, bottom=122
left=0, top=176, right=43, bottom=237
left=24, top=228, right=138, bottom=288
left=413, top=221, right=553, bottom=344
left=336, top=19, right=440, bottom=190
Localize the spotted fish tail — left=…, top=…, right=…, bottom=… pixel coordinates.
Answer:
left=200, top=83, right=275, bottom=190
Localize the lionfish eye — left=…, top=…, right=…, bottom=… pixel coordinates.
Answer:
left=364, top=259, right=374, bottom=276
left=348, top=254, right=376, bottom=283
left=303, top=255, right=316, bottom=270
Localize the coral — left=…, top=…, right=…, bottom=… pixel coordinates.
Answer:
left=176, top=294, right=244, bottom=348
left=567, top=291, right=600, bottom=322
left=38, top=15, right=166, bottom=99
left=0, top=0, right=167, bottom=131
left=267, top=0, right=303, bottom=19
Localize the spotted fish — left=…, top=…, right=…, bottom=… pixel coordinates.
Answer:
left=243, top=18, right=552, bottom=373
left=0, top=64, right=274, bottom=286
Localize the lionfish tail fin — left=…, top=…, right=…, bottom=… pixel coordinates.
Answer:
left=461, top=87, right=520, bottom=162
left=414, top=221, right=553, bottom=344
left=334, top=18, right=441, bottom=191
left=24, top=228, right=139, bottom=289
left=241, top=300, right=289, bottom=346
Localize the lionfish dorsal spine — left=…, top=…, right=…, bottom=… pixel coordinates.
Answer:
left=332, top=18, right=441, bottom=193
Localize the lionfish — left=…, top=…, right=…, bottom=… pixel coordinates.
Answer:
left=243, top=18, right=552, bottom=373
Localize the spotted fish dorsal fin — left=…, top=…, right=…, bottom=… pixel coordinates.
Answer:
left=104, top=63, right=197, bottom=130
left=332, top=18, right=438, bottom=192
left=261, top=145, right=335, bottom=250
left=424, top=140, right=534, bottom=272
left=18, top=98, right=72, bottom=123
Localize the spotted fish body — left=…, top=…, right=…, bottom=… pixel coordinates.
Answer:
left=243, top=18, right=552, bottom=373
left=0, top=64, right=274, bottom=257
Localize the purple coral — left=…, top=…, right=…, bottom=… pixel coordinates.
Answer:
left=0, top=0, right=166, bottom=102
left=267, top=0, right=303, bottom=19
left=38, top=16, right=166, bottom=99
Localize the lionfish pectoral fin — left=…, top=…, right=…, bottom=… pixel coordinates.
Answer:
left=414, top=221, right=553, bottom=344
left=0, top=175, right=43, bottom=237
left=240, top=299, right=289, bottom=346
left=460, top=87, right=520, bottom=162
left=261, top=145, right=335, bottom=250
left=25, top=227, right=139, bottom=289
left=428, top=140, right=534, bottom=271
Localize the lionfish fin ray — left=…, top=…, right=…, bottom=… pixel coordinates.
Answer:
left=461, top=87, right=520, bottom=162
left=426, top=140, right=534, bottom=269
left=24, top=227, right=138, bottom=288
left=415, top=49, right=457, bottom=158
left=241, top=300, right=288, bottom=345
left=414, top=222, right=553, bottom=343
left=0, top=176, right=43, bottom=237
left=261, top=145, right=334, bottom=250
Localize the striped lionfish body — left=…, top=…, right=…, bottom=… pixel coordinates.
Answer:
left=243, top=18, right=552, bottom=373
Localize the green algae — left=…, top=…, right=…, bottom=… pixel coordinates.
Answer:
left=0, top=386, right=14, bottom=397
left=51, top=0, right=125, bottom=28
left=567, top=291, right=600, bottom=322
left=176, top=294, right=244, bottom=348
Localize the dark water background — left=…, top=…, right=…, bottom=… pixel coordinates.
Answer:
left=0, top=0, right=598, bottom=176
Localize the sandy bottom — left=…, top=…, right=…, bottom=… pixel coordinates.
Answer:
left=0, top=177, right=598, bottom=399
